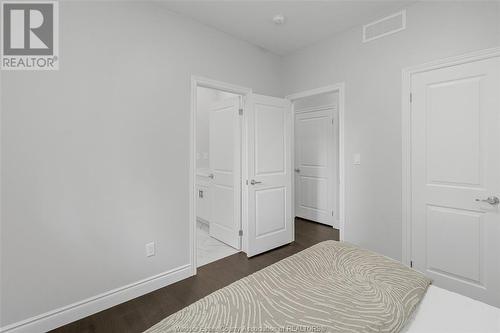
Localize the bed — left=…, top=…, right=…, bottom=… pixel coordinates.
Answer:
left=145, top=241, right=500, bottom=333
left=402, top=285, right=500, bottom=333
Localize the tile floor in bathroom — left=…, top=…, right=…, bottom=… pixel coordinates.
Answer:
left=196, top=221, right=239, bottom=267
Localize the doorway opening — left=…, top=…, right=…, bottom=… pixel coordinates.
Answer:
left=195, top=86, right=241, bottom=267
left=287, top=84, right=345, bottom=238
left=191, top=76, right=298, bottom=272
left=190, top=77, right=252, bottom=273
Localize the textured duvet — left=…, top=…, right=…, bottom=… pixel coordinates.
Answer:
left=145, top=241, right=431, bottom=333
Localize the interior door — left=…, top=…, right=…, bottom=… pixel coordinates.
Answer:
left=208, top=96, right=241, bottom=249
left=411, top=56, right=500, bottom=307
left=246, top=94, right=293, bottom=257
left=294, top=109, right=337, bottom=227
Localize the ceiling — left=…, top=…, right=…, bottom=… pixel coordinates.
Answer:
left=161, top=1, right=415, bottom=55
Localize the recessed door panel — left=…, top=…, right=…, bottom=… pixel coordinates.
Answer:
left=299, top=176, right=328, bottom=211
left=426, top=205, right=482, bottom=285
left=255, top=187, right=286, bottom=238
left=210, top=108, right=235, bottom=172
left=255, top=104, right=285, bottom=175
left=299, top=117, right=328, bottom=167
left=427, top=77, right=482, bottom=186
left=212, top=184, right=235, bottom=230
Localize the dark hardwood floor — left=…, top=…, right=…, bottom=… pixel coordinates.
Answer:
left=51, top=218, right=339, bottom=333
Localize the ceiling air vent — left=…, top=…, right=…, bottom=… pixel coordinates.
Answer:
left=363, top=10, right=406, bottom=43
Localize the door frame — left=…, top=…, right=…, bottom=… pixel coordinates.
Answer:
left=286, top=83, right=346, bottom=240
left=190, top=76, right=252, bottom=275
left=401, top=47, right=500, bottom=267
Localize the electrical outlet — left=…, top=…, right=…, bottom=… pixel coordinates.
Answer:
left=145, top=242, right=155, bottom=257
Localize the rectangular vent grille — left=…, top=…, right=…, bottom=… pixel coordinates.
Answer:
left=363, top=10, right=406, bottom=43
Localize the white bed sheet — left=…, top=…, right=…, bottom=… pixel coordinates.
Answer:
left=402, top=285, right=500, bottom=333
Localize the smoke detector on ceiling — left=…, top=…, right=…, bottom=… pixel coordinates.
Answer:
left=272, top=14, right=286, bottom=25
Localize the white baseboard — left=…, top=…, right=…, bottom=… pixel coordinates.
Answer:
left=0, top=264, right=192, bottom=333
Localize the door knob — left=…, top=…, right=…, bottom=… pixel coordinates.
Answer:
left=250, top=179, right=262, bottom=185
left=475, top=196, right=500, bottom=205
left=208, top=173, right=214, bottom=179
left=294, top=168, right=300, bottom=173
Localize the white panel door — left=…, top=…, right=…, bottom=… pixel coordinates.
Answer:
left=247, top=94, right=293, bottom=256
left=209, top=97, right=241, bottom=249
left=411, top=56, right=500, bottom=307
left=294, top=109, right=337, bottom=227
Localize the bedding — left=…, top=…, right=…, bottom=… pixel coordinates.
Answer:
left=402, top=285, right=500, bottom=333
left=145, top=240, right=431, bottom=333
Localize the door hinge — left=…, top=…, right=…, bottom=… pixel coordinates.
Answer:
left=239, top=108, right=243, bottom=116
left=409, top=93, right=412, bottom=103
left=238, top=230, right=243, bottom=236
left=410, top=260, right=413, bottom=268
left=331, top=210, right=334, bottom=216
left=331, top=118, right=334, bottom=125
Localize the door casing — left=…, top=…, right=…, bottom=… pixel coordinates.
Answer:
left=401, top=47, right=500, bottom=267
left=190, top=76, right=251, bottom=276
left=286, top=83, right=346, bottom=240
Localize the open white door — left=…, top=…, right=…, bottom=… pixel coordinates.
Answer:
left=209, top=97, right=241, bottom=249
left=246, top=94, right=293, bottom=257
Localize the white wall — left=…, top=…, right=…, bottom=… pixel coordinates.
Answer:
left=0, top=1, right=282, bottom=327
left=282, top=1, right=500, bottom=260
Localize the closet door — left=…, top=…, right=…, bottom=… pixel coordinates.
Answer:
left=294, top=109, right=336, bottom=226
left=411, top=56, right=500, bottom=307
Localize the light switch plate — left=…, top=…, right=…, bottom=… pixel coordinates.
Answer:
left=145, top=242, right=155, bottom=257
left=353, top=153, right=361, bottom=165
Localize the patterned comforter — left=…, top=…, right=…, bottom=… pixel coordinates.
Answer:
left=145, top=241, right=431, bottom=333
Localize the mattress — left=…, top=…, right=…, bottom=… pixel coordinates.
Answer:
left=402, top=285, right=500, bottom=333
left=145, top=240, right=430, bottom=333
